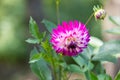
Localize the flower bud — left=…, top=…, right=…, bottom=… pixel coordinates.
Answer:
left=93, top=6, right=106, bottom=20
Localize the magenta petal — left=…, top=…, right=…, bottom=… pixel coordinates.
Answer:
left=50, top=20, right=90, bottom=56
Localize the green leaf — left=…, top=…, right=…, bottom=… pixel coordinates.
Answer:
left=106, top=27, right=120, bottom=34
left=84, top=71, right=98, bottom=80
left=87, top=61, right=94, bottom=71
left=29, top=53, right=45, bottom=63
left=92, top=53, right=117, bottom=63
left=72, top=55, right=92, bottom=72
left=89, top=36, right=103, bottom=53
left=99, top=40, right=120, bottom=54
left=26, top=38, right=39, bottom=44
left=92, top=40, right=120, bottom=63
left=97, top=74, right=112, bottom=80
left=92, top=61, right=105, bottom=74
left=97, top=74, right=105, bottom=80
left=29, top=17, right=41, bottom=39
left=29, top=47, right=38, bottom=59
left=104, top=75, right=112, bottom=80
left=109, top=16, right=120, bottom=26
left=41, top=39, right=52, bottom=53
left=30, top=48, right=52, bottom=80
left=72, top=47, right=95, bottom=72
left=115, top=71, right=120, bottom=80
left=89, top=72, right=98, bottom=80
left=89, top=36, right=103, bottom=49
left=80, top=45, right=94, bottom=60
left=42, top=19, right=56, bottom=33
left=72, top=55, right=87, bottom=67
left=67, top=64, right=83, bottom=73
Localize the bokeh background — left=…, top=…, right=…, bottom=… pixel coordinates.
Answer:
left=0, top=0, right=110, bottom=80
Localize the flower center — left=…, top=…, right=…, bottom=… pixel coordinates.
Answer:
left=65, top=36, right=77, bottom=49
left=68, top=42, right=77, bottom=49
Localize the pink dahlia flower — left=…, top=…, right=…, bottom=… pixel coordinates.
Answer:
left=50, top=21, right=90, bottom=56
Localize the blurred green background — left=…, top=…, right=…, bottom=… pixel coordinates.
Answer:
left=0, top=0, right=102, bottom=80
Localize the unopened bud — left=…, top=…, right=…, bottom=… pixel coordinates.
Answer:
left=93, top=5, right=106, bottom=20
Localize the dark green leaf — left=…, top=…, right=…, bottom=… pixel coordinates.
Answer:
left=30, top=48, right=52, bottom=80
left=115, top=71, right=120, bottom=80
left=106, top=27, right=120, bottom=34
left=104, top=75, right=112, bottom=80
left=109, top=16, right=120, bottom=26
left=89, top=72, right=98, bottom=80
left=26, top=38, right=39, bottom=44
left=92, top=61, right=105, bottom=74
left=84, top=71, right=98, bottom=80
left=42, top=19, right=56, bottom=33
left=29, top=17, right=41, bottom=39
left=29, top=47, right=39, bottom=59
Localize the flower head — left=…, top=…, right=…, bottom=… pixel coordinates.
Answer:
left=50, top=21, right=90, bottom=56
left=93, top=5, right=106, bottom=20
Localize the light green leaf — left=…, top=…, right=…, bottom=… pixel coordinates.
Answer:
left=67, top=64, right=83, bottom=73
left=109, top=16, right=120, bottom=26
left=30, top=59, right=52, bottom=80
left=26, top=38, right=39, bottom=44
left=41, top=39, right=52, bottom=53
left=89, top=36, right=103, bottom=49
left=106, top=27, right=120, bottom=35
left=92, top=40, right=120, bottom=63
left=92, top=52, right=117, bottom=63
left=72, top=46, right=95, bottom=72
left=29, top=17, right=41, bottom=39
left=72, top=55, right=91, bottom=72
left=97, top=74, right=112, bottom=80
left=97, top=74, right=105, bottom=80
left=72, top=55, right=87, bottom=67
left=87, top=61, right=94, bottom=71
left=89, top=36, right=103, bottom=53
left=30, top=48, right=52, bottom=80
left=115, top=71, right=120, bottom=80
left=80, top=45, right=94, bottom=60
left=42, top=19, right=56, bottom=33
left=99, top=40, right=120, bottom=54
left=29, top=53, right=45, bottom=63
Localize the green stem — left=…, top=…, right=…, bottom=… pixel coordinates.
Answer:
left=84, top=71, right=90, bottom=80
left=51, top=56, right=57, bottom=80
left=63, top=71, right=67, bottom=80
left=59, top=65, right=62, bottom=80
left=85, top=13, right=94, bottom=26
left=56, top=0, right=60, bottom=24
left=58, top=54, right=63, bottom=80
